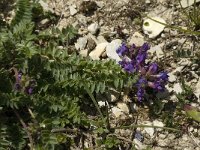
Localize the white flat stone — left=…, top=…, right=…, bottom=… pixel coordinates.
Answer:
left=143, top=121, right=155, bottom=137
left=173, top=83, right=183, bottom=94
left=128, top=32, right=145, bottom=46
left=153, top=120, right=164, bottom=131
left=39, top=0, right=54, bottom=13
left=180, top=0, right=200, bottom=8
left=106, top=39, right=122, bottom=62
left=88, top=23, right=99, bottom=35
left=111, top=107, right=124, bottom=118
left=168, top=72, right=177, bottom=82
left=89, top=42, right=108, bottom=60
left=75, top=37, right=88, bottom=50
left=69, top=5, right=77, bottom=16
left=117, top=103, right=129, bottom=114
left=143, top=17, right=166, bottom=39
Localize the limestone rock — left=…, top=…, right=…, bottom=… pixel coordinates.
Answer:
left=88, top=22, right=99, bottom=35
left=128, top=32, right=145, bottom=46
left=89, top=42, right=108, bottom=60
left=143, top=17, right=166, bottom=39
left=69, top=5, right=78, bottom=16
left=180, top=0, right=200, bottom=8
left=106, top=39, right=122, bottom=62
left=75, top=37, right=88, bottom=50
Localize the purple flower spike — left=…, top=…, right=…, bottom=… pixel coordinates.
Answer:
left=137, top=87, right=145, bottom=102
left=136, top=53, right=146, bottom=65
left=124, top=61, right=135, bottom=73
left=116, top=43, right=129, bottom=56
left=147, top=63, right=158, bottom=75
left=137, top=77, right=147, bottom=87
left=140, top=43, right=150, bottom=53
left=116, top=42, right=168, bottom=101
left=158, top=72, right=169, bottom=82
left=119, top=59, right=135, bottom=73
left=148, top=81, right=164, bottom=91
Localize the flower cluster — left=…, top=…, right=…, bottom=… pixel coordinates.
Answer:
left=117, top=43, right=168, bottom=101
left=14, top=70, right=35, bottom=95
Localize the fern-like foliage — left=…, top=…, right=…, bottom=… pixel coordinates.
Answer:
left=11, top=0, right=32, bottom=26
left=0, top=0, right=138, bottom=149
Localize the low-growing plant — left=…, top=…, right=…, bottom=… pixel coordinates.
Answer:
left=0, top=0, right=137, bottom=149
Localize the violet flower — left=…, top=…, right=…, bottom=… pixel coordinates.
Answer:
left=116, top=43, right=129, bottom=56
left=117, top=42, right=168, bottom=101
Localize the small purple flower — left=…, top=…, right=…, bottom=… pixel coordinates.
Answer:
left=137, top=77, right=147, bottom=87
left=136, top=53, right=146, bottom=65
left=147, top=63, right=158, bottom=75
left=25, top=87, right=33, bottom=95
left=15, top=83, right=21, bottom=90
left=139, top=43, right=150, bottom=53
left=116, top=43, right=129, bottom=56
left=157, top=72, right=169, bottom=82
left=137, top=87, right=145, bottom=102
left=18, top=72, right=22, bottom=80
left=119, top=59, right=135, bottom=73
left=148, top=81, right=165, bottom=91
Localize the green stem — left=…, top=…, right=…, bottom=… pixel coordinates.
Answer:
left=113, top=124, right=180, bottom=132
left=85, top=86, right=108, bottom=130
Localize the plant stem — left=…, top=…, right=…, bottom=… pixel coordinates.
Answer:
left=13, top=109, right=34, bottom=149
left=113, top=124, right=180, bottom=132
left=85, top=86, right=108, bottom=130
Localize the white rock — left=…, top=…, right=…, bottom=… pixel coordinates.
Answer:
left=106, top=39, right=122, bottom=62
left=143, top=121, right=155, bottom=137
left=143, top=17, right=166, bottom=38
left=98, top=101, right=106, bottom=107
left=172, top=66, right=184, bottom=74
left=111, top=107, right=124, bottom=118
left=69, top=5, right=77, bottom=16
left=128, top=32, right=145, bottom=46
left=117, top=103, right=129, bottom=114
left=153, top=120, right=164, bottom=131
left=134, top=139, right=146, bottom=150
left=194, top=79, right=200, bottom=101
left=148, top=44, right=164, bottom=59
left=145, top=0, right=151, bottom=3
left=88, top=23, right=99, bottom=35
left=96, top=1, right=104, bottom=8
left=173, top=83, right=183, bottom=94
left=39, top=0, right=54, bottom=13
left=180, top=0, right=200, bottom=8
left=89, top=42, right=108, bottom=60
left=79, top=49, right=88, bottom=57
left=75, top=37, right=88, bottom=50
left=168, top=73, right=177, bottom=82
left=96, top=35, right=107, bottom=44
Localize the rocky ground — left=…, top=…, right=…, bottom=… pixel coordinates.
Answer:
left=2, top=0, right=200, bottom=149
